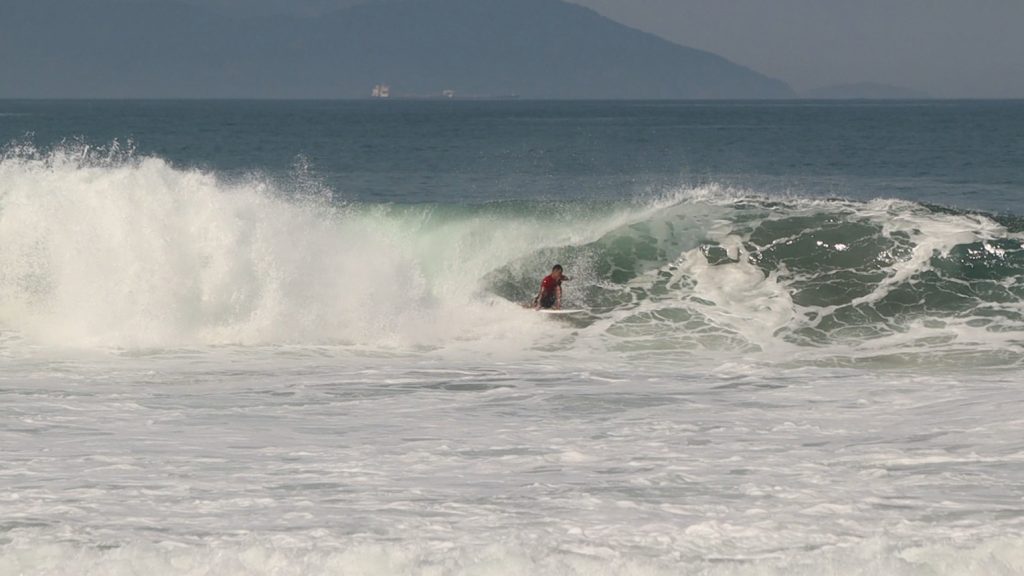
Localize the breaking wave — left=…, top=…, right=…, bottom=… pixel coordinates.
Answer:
left=1, top=144, right=1021, bottom=366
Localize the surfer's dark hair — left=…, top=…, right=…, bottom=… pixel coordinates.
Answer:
left=552, top=264, right=563, bottom=272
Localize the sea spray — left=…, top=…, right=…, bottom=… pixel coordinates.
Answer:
left=0, top=146, right=662, bottom=349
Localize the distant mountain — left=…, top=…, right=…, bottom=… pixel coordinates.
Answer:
left=804, top=82, right=929, bottom=100
left=0, top=0, right=794, bottom=99
left=177, top=0, right=370, bottom=17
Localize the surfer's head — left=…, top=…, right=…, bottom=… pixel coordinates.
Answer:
left=551, top=264, right=563, bottom=279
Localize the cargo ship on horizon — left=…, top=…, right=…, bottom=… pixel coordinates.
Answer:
left=371, top=84, right=520, bottom=101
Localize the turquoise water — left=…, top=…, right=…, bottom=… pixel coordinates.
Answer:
left=1, top=101, right=1022, bottom=575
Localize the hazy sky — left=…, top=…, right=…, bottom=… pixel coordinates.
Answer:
left=92, top=0, right=1024, bottom=97
left=569, top=0, right=1024, bottom=97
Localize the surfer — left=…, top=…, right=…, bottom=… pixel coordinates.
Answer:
left=533, top=264, right=570, bottom=310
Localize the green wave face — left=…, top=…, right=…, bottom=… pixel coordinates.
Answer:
left=487, top=196, right=1024, bottom=366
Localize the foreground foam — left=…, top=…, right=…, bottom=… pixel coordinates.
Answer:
left=2, top=535, right=1022, bottom=576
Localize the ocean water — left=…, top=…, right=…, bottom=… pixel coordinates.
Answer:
left=1, top=100, right=1023, bottom=575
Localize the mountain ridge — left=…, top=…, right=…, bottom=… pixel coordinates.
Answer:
left=0, top=0, right=795, bottom=99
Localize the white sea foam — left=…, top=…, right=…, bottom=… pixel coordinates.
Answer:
left=2, top=534, right=1023, bottom=576
left=1, top=354, right=1022, bottom=575
left=0, top=148, right=667, bottom=351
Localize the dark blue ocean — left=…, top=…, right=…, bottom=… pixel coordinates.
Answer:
left=3, top=100, right=1022, bottom=210
left=1, top=100, right=1022, bottom=575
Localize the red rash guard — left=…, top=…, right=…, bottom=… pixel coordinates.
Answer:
left=540, top=275, right=560, bottom=296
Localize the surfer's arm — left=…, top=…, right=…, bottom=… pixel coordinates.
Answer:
left=556, top=286, right=562, bottom=309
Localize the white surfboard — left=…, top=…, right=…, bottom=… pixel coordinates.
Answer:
left=537, top=309, right=585, bottom=315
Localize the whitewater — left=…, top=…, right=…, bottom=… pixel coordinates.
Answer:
left=2, top=124, right=1024, bottom=573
